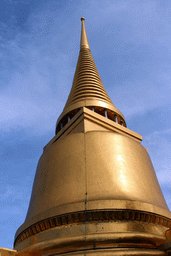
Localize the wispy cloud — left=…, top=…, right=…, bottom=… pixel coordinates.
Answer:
left=1, top=11, right=76, bottom=135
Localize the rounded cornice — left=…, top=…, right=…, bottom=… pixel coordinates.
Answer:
left=14, top=209, right=171, bottom=247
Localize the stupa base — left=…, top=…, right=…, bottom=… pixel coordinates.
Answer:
left=15, top=209, right=171, bottom=256
left=43, top=248, right=166, bottom=256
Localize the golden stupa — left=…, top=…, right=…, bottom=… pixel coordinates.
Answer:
left=8, top=18, right=171, bottom=256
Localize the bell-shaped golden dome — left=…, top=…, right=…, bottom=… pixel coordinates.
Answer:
left=14, top=19, right=171, bottom=256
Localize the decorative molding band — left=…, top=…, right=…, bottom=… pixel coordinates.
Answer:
left=14, top=209, right=171, bottom=247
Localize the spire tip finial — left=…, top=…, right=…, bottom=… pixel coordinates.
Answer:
left=80, top=17, right=89, bottom=49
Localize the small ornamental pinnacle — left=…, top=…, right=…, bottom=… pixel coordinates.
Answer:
left=81, top=17, right=85, bottom=21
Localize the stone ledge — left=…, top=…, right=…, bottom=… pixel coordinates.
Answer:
left=0, top=248, right=17, bottom=256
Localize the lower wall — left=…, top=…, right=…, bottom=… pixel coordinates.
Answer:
left=0, top=248, right=17, bottom=256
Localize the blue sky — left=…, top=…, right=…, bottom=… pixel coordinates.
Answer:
left=1, top=0, right=171, bottom=249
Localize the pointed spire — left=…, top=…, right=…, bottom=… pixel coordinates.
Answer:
left=56, top=18, right=126, bottom=133
left=80, top=17, right=90, bottom=50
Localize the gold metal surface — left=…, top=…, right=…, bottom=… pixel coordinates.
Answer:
left=14, top=18, right=171, bottom=255
left=56, top=18, right=126, bottom=134
left=0, top=248, right=17, bottom=256
left=16, top=130, right=169, bottom=226
left=14, top=127, right=171, bottom=255
left=15, top=218, right=169, bottom=255
left=80, top=17, right=90, bottom=49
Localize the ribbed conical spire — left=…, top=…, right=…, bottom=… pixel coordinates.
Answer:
left=56, top=18, right=126, bottom=133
